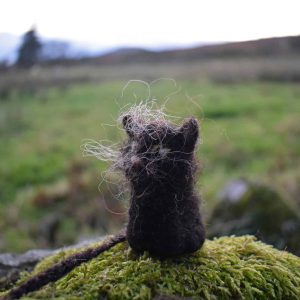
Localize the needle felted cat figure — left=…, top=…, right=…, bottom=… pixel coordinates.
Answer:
left=122, top=114, right=205, bottom=257
left=3, top=109, right=205, bottom=300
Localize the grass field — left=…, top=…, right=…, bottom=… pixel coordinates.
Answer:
left=0, top=79, right=299, bottom=252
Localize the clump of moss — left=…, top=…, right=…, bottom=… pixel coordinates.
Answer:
left=208, top=180, right=300, bottom=255
left=4, top=235, right=300, bottom=300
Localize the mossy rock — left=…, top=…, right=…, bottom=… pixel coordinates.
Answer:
left=208, top=180, right=300, bottom=256
left=2, top=235, right=300, bottom=299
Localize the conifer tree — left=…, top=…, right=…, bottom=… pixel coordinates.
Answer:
left=16, top=28, right=41, bottom=68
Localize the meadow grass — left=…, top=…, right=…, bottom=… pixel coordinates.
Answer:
left=0, top=80, right=299, bottom=251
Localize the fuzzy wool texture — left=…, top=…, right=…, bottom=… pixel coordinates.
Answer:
left=85, top=103, right=206, bottom=258
left=121, top=115, right=205, bottom=257
left=2, top=235, right=300, bottom=300
left=1, top=104, right=207, bottom=299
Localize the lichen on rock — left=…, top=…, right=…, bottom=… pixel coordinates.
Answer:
left=208, top=180, right=300, bottom=256
left=2, top=235, right=300, bottom=300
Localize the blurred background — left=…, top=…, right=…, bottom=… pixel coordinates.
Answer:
left=0, top=0, right=299, bottom=256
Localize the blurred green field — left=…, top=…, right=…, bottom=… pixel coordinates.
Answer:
left=0, top=80, right=299, bottom=252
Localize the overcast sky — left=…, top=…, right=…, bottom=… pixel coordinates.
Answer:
left=1, top=0, right=299, bottom=49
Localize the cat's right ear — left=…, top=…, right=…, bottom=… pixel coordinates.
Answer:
left=122, top=114, right=134, bottom=138
left=179, top=117, right=199, bottom=152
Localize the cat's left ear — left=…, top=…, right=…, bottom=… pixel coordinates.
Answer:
left=179, top=117, right=199, bottom=152
left=122, top=114, right=134, bottom=138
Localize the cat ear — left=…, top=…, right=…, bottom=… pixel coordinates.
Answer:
left=179, top=117, right=199, bottom=152
left=122, top=114, right=134, bottom=138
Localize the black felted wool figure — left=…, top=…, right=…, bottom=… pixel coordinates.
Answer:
left=4, top=106, right=206, bottom=300
left=121, top=114, right=205, bottom=257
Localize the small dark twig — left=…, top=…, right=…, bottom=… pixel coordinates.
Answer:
left=2, top=230, right=126, bottom=300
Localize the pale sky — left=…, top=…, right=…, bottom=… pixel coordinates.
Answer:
left=1, top=0, right=299, bottom=48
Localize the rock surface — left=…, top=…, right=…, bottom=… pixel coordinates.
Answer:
left=0, top=249, right=54, bottom=291
left=0, top=237, right=103, bottom=291
left=208, top=179, right=300, bottom=255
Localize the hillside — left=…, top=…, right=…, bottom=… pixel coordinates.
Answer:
left=91, top=35, right=300, bottom=65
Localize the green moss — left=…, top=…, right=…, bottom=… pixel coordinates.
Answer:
left=3, top=235, right=300, bottom=300
left=208, top=182, right=300, bottom=255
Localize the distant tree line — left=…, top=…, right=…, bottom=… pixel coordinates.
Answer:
left=13, top=28, right=300, bottom=69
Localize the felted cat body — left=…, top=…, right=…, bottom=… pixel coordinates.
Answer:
left=122, top=116, right=205, bottom=257
left=4, top=113, right=206, bottom=300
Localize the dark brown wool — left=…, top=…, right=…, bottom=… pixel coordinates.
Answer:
left=122, top=115, right=205, bottom=258
left=2, top=114, right=205, bottom=299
